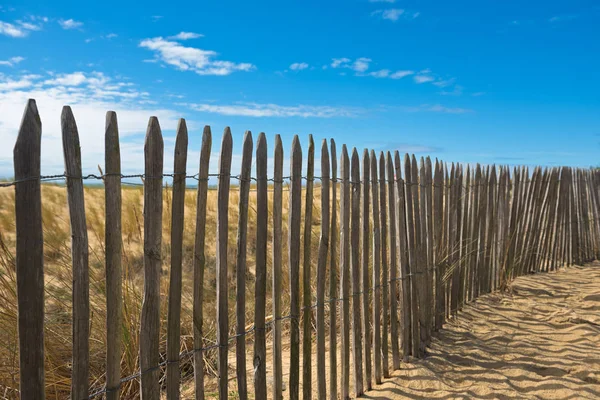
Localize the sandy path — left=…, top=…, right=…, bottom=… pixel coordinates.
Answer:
left=365, top=261, right=600, bottom=399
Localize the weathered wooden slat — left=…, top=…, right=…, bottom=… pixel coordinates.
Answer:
left=411, top=155, right=427, bottom=355
left=140, top=116, right=164, bottom=400
left=403, top=154, right=419, bottom=356
left=302, top=135, right=314, bottom=400
left=378, top=152, right=390, bottom=377
left=368, top=151, right=380, bottom=385
left=235, top=131, right=253, bottom=400
left=394, top=152, right=411, bottom=361
left=433, top=160, right=444, bottom=330
left=254, top=133, right=268, bottom=399
left=386, top=152, right=400, bottom=370
left=424, top=158, right=434, bottom=338
left=316, top=139, right=330, bottom=400
left=62, top=106, right=90, bottom=400
left=329, top=139, right=338, bottom=400
left=272, top=135, right=284, bottom=400
left=14, top=99, right=45, bottom=400
left=289, top=136, right=302, bottom=400
left=193, top=126, right=211, bottom=400
left=350, top=148, right=364, bottom=397
left=104, top=111, right=122, bottom=400
left=166, top=119, right=188, bottom=400
left=340, top=145, right=351, bottom=400
left=216, top=128, right=233, bottom=400
left=362, top=149, right=373, bottom=389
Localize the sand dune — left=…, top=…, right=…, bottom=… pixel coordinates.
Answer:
left=365, top=261, right=600, bottom=400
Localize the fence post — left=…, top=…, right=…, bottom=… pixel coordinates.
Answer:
left=254, top=132, right=268, bottom=399
left=235, top=131, right=253, bottom=400
left=350, top=148, right=364, bottom=397
left=433, top=160, right=444, bottom=328
left=394, top=152, right=411, bottom=361
left=288, top=136, right=302, bottom=400
left=386, top=152, right=400, bottom=371
left=14, top=99, right=45, bottom=399
left=272, top=135, right=284, bottom=400
left=140, top=116, right=164, bottom=400
left=340, top=145, right=350, bottom=400
left=167, top=119, right=188, bottom=400
left=193, top=126, right=211, bottom=400
left=362, top=149, right=373, bottom=388
left=328, top=139, right=338, bottom=400
left=302, top=135, right=314, bottom=400
left=368, top=151, right=379, bottom=385
left=216, top=128, right=233, bottom=400
left=316, top=139, right=330, bottom=400
left=403, top=154, right=419, bottom=357
left=105, top=111, right=122, bottom=400
left=62, top=106, right=90, bottom=400
left=378, top=152, right=390, bottom=377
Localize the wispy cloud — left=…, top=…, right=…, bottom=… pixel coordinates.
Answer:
left=139, top=36, right=255, bottom=76
left=168, top=31, right=203, bottom=40
left=106, top=33, right=118, bottom=39
left=400, top=104, right=473, bottom=114
left=59, top=18, right=83, bottom=30
left=372, top=9, right=404, bottom=21
left=0, top=56, right=25, bottom=67
left=549, top=15, right=577, bottom=23
left=184, top=102, right=359, bottom=118
left=290, top=62, right=309, bottom=71
left=390, top=70, right=414, bottom=79
left=151, top=15, right=163, bottom=22
left=369, top=0, right=396, bottom=3
left=414, top=74, right=434, bottom=84
left=331, top=57, right=372, bottom=72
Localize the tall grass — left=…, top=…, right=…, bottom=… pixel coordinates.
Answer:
left=0, top=183, right=322, bottom=399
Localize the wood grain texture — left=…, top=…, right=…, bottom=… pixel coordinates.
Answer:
left=288, top=135, right=302, bottom=400
left=362, top=149, right=373, bottom=389
left=272, top=134, right=284, bottom=400
left=61, top=106, right=90, bottom=400
left=302, top=135, right=314, bottom=400
left=340, top=145, right=350, bottom=400
left=14, top=99, right=45, bottom=400
left=235, top=131, right=253, bottom=400
left=316, top=139, right=330, bottom=400
left=167, top=119, right=188, bottom=400
left=378, top=152, right=390, bottom=378
left=403, top=154, right=419, bottom=357
left=386, top=152, right=400, bottom=370
left=329, top=139, right=338, bottom=400
left=140, top=116, right=164, bottom=400
left=105, top=111, right=122, bottom=400
left=254, top=133, right=268, bottom=400
left=350, top=148, right=364, bottom=397
left=216, top=128, right=233, bottom=400
left=193, top=126, right=211, bottom=400
left=393, top=152, right=411, bottom=362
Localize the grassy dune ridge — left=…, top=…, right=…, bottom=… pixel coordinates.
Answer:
left=0, top=182, right=327, bottom=399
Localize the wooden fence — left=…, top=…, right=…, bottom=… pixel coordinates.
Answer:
left=10, top=99, right=600, bottom=399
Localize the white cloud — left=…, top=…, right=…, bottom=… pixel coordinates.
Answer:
left=168, top=31, right=203, bottom=40
left=139, top=36, right=255, bottom=76
left=400, top=104, right=473, bottom=114
left=0, top=71, right=182, bottom=175
left=0, top=56, right=25, bottom=67
left=0, top=21, right=28, bottom=37
left=44, top=72, right=87, bottom=86
left=390, top=70, right=414, bottom=79
left=106, top=33, right=118, bottom=39
left=331, top=57, right=371, bottom=72
left=372, top=9, right=405, bottom=21
left=549, top=15, right=577, bottom=23
left=369, top=69, right=390, bottom=78
left=58, top=19, right=83, bottom=30
left=331, top=58, right=351, bottom=68
left=369, top=0, right=396, bottom=3
left=185, top=102, right=358, bottom=118
left=289, top=62, right=309, bottom=71
left=414, top=74, right=434, bottom=84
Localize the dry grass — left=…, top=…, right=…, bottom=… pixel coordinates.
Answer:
left=0, top=183, right=326, bottom=399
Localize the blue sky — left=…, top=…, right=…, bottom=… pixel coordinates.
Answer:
left=0, top=0, right=599, bottom=177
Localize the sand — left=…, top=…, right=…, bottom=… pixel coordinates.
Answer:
left=365, top=261, right=600, bottom=399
